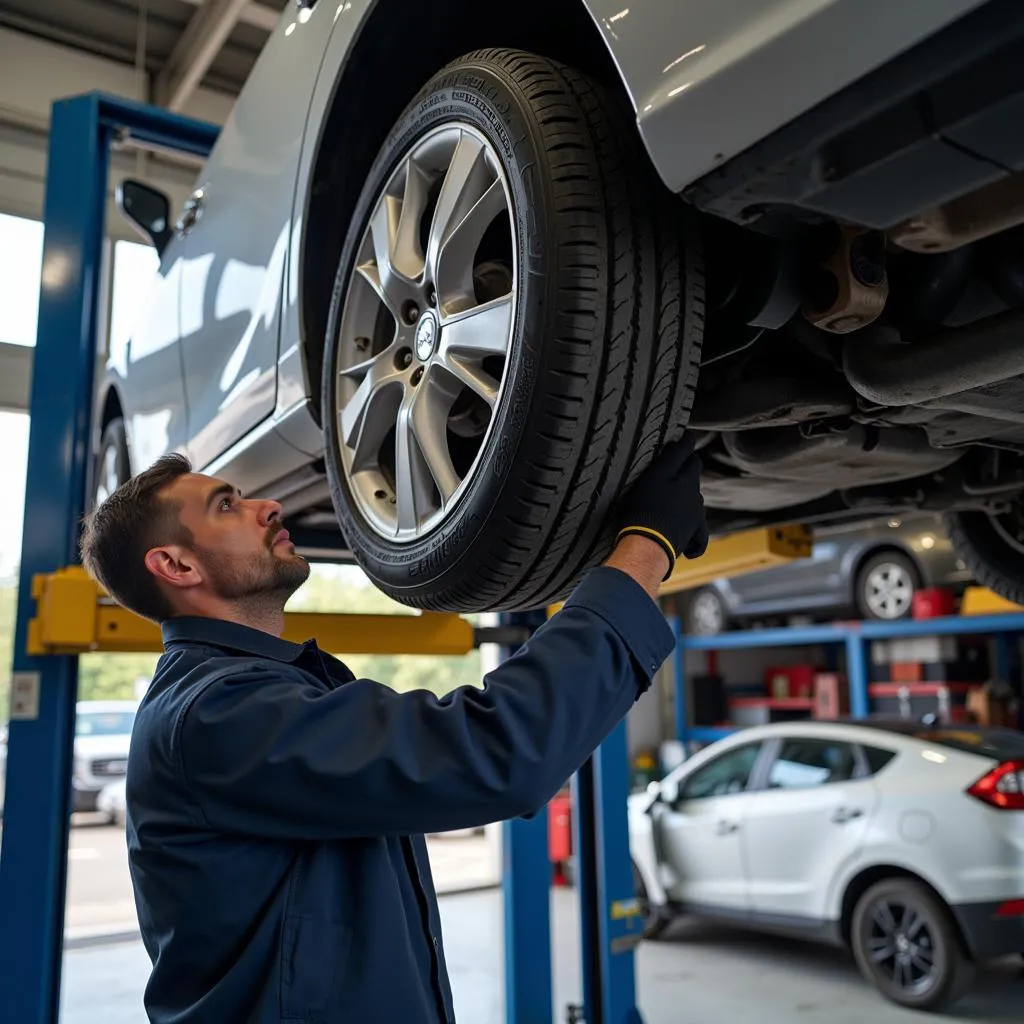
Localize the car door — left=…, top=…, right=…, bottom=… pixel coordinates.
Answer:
left=741, top=735, right=880, bottom=922
left=115, top=235, right=190, bottom=472
left=176, top=6, right=334, bottom=470
left=732, top=540, right=844, bottom=610
left=656, top=741, right=765, bottom=913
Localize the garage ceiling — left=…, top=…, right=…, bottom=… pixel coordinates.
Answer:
left=0, top=0, right=286, bottom=106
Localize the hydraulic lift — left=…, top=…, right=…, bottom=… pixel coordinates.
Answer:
left=0, top=92, right=812, bottom=1024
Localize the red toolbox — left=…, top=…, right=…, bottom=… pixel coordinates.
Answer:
left=912, top=587, right=957, bottom=619
left=764, top=664, right=817, bottom=699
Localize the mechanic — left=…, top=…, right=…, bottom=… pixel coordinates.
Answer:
left=78, top=436, right=708, bottom=1024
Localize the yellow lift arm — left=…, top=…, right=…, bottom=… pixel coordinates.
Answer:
left=26, top=526, right=814, bottom=657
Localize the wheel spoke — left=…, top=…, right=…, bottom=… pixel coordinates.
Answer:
left=902, top=908, right=923, bottom=941
left=894, top=958, right=910, bottom=989
left=441, top=295, right=513, bottom=358
left=868, top=938, right=895, bottom=964
left=425, top=133, right=491, bottom=295
left=410, top=375, right=462, bottom=506
left=395, top=395, right=439, bottom=532
left=367, top=194, right=421, bottom=317
left=435, top=178, right=508, bottom=316
left=437, top=354, right=499, bottom=407
left=338, top=354, right=404, bottom=472
left=873, top=902, right=897, bottom=934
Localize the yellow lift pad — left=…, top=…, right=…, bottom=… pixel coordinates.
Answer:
left=959, top=586, right=1024, bottom=616
left=28, top=526, right=813, bottom=656
left=659, top=524, right=813, bottom=595
left=26, top=566, right=474, bottom=657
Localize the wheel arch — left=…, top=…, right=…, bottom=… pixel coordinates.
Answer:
left=838, top=863, right=965, bottom=951
left=297, top=0, right=632, bottom=424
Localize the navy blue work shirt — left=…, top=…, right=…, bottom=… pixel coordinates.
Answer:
left=125, top=566, right=674, bottom=1023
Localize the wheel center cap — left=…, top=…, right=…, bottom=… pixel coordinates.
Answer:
left=415, top=311, right=439, bottom=362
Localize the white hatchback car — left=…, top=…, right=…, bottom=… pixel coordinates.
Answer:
left=629, top=720, right=1024, bottom=1011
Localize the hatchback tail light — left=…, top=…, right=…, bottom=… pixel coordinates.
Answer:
left=967, top=760, right=1024, bottom=810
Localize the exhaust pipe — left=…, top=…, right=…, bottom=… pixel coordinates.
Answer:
left=843, top=310, right=1024, bottom=407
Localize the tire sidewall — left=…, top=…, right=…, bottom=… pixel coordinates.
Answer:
left=851, top=880, right=960, bottom=1009
left=94, top=417, right=130, bottom=507
left=322, top=59, right=568, bottom=598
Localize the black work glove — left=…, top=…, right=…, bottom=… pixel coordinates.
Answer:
left=616, top=435, right=709, bottom=580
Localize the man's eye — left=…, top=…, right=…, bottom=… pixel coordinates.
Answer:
left=219, top=497, right=233, bottom=511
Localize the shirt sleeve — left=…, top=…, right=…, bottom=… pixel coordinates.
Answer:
left=177, top=566, right=675, bottom=839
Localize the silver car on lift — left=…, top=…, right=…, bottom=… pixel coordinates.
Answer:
left=97, top=0, right=1024, bottom=614
left=684, top=515, right=974, bottom=635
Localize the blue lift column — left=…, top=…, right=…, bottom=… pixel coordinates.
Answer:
left=501, top=610, right=555, bottom=1024
left=0, top=93, right=217, bottom=1024
left=573, top=722, right=647, bottom=1024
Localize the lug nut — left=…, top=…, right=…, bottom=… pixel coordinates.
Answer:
left=411, top=366, right=424, bottom=387
left=402, top=301, right=420, bottom=325
left=395, top=347, right=413, bottom=370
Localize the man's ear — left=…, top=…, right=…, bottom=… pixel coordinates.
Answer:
left=143, top=545, right=202, bottom=590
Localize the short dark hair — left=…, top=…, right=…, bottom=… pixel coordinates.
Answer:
left=80, top=452, right=194, bottom=623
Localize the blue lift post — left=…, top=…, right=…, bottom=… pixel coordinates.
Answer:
left=0, top=93, right=218, bottom=1024
left=500, top=610, right=555, bottom=1024
left=0, top=88, right=648, bottom=1024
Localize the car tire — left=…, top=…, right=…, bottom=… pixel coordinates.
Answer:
left=850, top=878, right=975, bottom=1012
left=853, top=551, right=920, bottom=621
left=945, top=506, right=1024, bottom=605
left=685, top=587, right=728, bottom=635
left=321, top=48, right=704, bottom=612
left=93, top=416, right=130, bottom=508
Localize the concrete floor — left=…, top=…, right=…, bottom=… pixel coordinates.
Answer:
left=59, top=889, right=1023, bottom=1024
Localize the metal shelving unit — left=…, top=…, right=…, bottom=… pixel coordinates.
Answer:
left=673, top=611, right=1024, bottom=747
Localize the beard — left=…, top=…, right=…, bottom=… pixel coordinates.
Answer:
left=196, top=532, right=310, bottom=611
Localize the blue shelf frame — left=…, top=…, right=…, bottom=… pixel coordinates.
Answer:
left=674, top=612, right=1024, bottom=746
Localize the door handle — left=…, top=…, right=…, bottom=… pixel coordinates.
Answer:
left=831, top=807, right=863, bottom=824
left=715, top=819, right=738, bottom=835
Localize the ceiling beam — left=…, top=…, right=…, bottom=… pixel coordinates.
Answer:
left=177, top=0, right=282, bottom=34
left=154, top=0, right=253, bottom=112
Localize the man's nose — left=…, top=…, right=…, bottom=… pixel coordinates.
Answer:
left=256, top=499, right=283, bottom=526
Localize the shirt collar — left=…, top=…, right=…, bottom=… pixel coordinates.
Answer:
left=161, top=615, right=311, bottom=663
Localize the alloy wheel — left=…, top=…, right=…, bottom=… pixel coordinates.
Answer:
left=690, top=590, right=725, bottom=634
left=864, top=562, right=914, bottom=619
left=864, top=897, right=938, bottom=997
left=332, top=123, right=517, bottom=542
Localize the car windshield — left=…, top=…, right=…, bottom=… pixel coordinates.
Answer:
left=76, top=711, right=135, bottom=737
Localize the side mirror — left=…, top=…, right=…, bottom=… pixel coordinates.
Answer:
left=116, top=179, right=172, bottom=256
left=660, top=778, right=680, bottom=807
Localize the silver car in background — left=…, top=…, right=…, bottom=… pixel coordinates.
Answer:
left=97, top=0, right=1024, bottom=614
left=684, top=515, right=974, bottom=635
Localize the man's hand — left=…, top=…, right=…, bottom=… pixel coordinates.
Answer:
left=607, top=436, right=709, bottom=596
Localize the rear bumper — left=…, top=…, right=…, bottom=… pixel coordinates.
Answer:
left=952, top=901, right=1024, bottom=960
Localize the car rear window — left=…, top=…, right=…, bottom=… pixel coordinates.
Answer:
left=909, top=727, right=1024, bottom=761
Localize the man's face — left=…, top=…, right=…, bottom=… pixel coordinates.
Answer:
left=158, top=472, right=310, bottom=604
